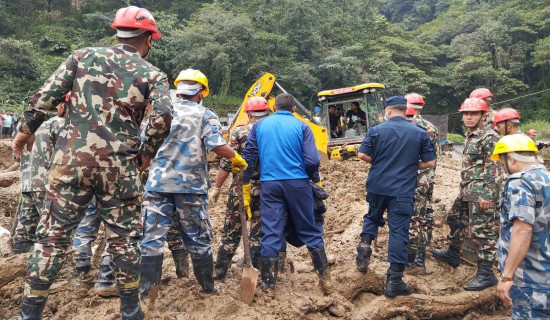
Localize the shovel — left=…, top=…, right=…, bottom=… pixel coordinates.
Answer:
left=236, top=170, right=259, bottom=304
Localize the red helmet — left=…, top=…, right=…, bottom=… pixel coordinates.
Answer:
left=245, top=97, right=269, bottom=113
left=528, top=129, right=537, bottom=136
left=493, top=108, right=520, bottom=125
left=459, top=98, right=489, bottom=113
left=111, top=6, right=162, bottom=40
left=64, top=92, right=71, bottom=102
left=405, top=93, right=425, bottom=106
left=469, top=88, right=493, bottom=99
left=406, top=105, right=415, bottom=116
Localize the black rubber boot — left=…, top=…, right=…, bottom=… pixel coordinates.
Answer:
left=172, top=249, right=189, bottom=278
left=278, top=251, right=287, bottom=273
left=16, top=296, right=48, bottom=320
left=414, top=247, right=426, bottom=269
left=309, top=248, right=334, bottom=295
left=191, top=256, right=220, bottom=294
left=76, top=264, right=92, bottom=280
left=384, top=270, right=412, bottom=298
left=250, top=247, right=261, bottom=270
left=464, top=260, right=498, bottom=291
left=93, top=264, right=118, bottom=297
left=213, top=251, right=233, bottom=280
left=119, top=288, right=144, bottom=320
left=432, top=244, right=461, bottom=268
left=139, top=255, right=163, bottom=300
left=260, top=257, right=279, bottom=290
left=406, top=247, right=416, bottom=268
left=356, top=242, right=372, bottom=273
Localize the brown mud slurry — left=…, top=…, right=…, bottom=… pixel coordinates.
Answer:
left=0, top=156, right=510, bottom=319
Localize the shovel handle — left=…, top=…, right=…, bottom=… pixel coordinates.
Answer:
left=236, top=170, right=254, bottom=268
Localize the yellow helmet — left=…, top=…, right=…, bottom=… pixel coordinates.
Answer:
left=490, top=134, right=539, bottom=161
left=174, top=69, right=209, bottom=97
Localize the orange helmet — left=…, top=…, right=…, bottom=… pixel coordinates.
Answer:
left=493, top=108, right=520, bottom=125
left=406, top=105, right=415, bottom=116
left=459, top=98, right=489, bottom=113
left=527, top=129, right=537, bottom=136
left=111, top=6, right=162, bottom=40
left=405, top=93, right=425, bottom=107
left=245, top=97, right=269, bottom=113
left=469, top=88, right=493, bottom=99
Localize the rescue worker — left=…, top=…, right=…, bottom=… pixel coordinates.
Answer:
left=209, top=96, right=269, bottom=280
left=491, top=134, right=550, bottom=318
left=470, top=88, right=496, bottom=127
left=241, top=93, right=334, bottom=295
left=356, top=96, right=436, bottom=297
left=404, top=93, right=439, bottom=273
left=432, top=98, right=505, bottom=291
left=139, top=69, right=247, bottom=297
left=527, top=129, right=537, bottom=141
left=11, top=6, right=172, bottom=320
left=494, top=108, right=521, bottom=137
left=12, top=99, right=65, bottom=254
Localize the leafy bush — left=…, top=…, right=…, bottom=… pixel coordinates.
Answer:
left=520, top=121, right=550, bottom=140
left=447, top=133, right=465, bottom=143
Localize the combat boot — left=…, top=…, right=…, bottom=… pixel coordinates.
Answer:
left=464, top=260, right=498, bottom=291
left=309, top=248, right=335, bottom=295
left=356, top=242, right=372, bottom=273
left=406, top=247, right=416, bottom=268
left=384, top=270, right=412, bottom=298
left=172, top=249, right=190, bottom=278
left=120, top=288, right=144, bottom=320
left=213, top=251, right=233, bottom=280
left=432, top=244, right=461, bottom=268
left=278, top=251, right=287, bottom=273
left=191, top=256, right=220, bottom=294
left=414, top=247, right=426, bottom=269
left=250, top=247, right=261, bottom=270
left=92, top=264, right=118, bottom=297
left=260, top=257, right=279, bottom=290
left=14, top=296, right=48, bottom=320
left=139, top=255, right=163, bottom=300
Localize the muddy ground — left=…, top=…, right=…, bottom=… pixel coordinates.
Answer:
left=0, top=154, right=514, bottom=319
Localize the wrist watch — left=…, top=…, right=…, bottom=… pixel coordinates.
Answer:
left=499, top=273, right=513, bottom=282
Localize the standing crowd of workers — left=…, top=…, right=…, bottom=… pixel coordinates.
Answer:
left=6, top=5, right=549, bottom=320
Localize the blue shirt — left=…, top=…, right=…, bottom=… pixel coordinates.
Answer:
left=359, top=116, right=436, bottom=197
left=242, top=111, right=320, bottom=182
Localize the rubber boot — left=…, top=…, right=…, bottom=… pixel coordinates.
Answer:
left=406, top=247, right=416, bottom=268
left=260, top=257, right=279, bottom=290
left=12, top=239, right=33, bottom=254
left=119, top=288, right=144, bottom=320
left=250, top=247, right=261, bottom=270
left=464, top=260, right=498, bottom=291
left=356, top=242, right=372, bottom=273
left=414, top=247, right=426, bottom=269
left=172, top=249, right=190, bottom=278
left=278, top=251, right=287, bottom=273
left=213, top=251, right=233, bottom=280
left=384, top=270, right=412, bottom=298
left=16, top=296, right=48, bottom=320
left=432, top=244, right=461, bottom=268
left=309, top=248, right=335, bottom=295
left=191, top=256, right=220, bottom=294
left=93, top=264, right=118, bottom=297
left=139, top=255, right=163, bottom=300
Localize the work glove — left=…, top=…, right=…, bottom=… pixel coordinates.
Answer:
left=228, top=153, right=248, bottom=173
left=243, top=183, right=252, bottom=219
left=208, top=186, right=221, bottom=206
left=316, top=181, right=323, bottom=188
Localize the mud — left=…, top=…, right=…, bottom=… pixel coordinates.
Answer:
left=0, top=156, right=510, bottom=319
left=0, top=140, right=15, bottom=171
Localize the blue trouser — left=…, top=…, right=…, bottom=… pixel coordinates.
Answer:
left=260, top=179, right=324, bottom=258
left=361, top=193, right=414, bottom=265
left=510, top=286, right=550, bottom=319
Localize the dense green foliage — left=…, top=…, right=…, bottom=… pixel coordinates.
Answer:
left=0, top=0, right=548, bottom=134
left=447, top=133, right=466, bottom=143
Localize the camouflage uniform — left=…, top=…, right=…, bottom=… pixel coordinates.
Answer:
left=141, top=98, right=226, bottom=259
left=408, top=115, right=439, bottom=250
left=485, top=108, right=497, bottom=128
left=446, top=127, right=504, bottom=262
left=498, top=164, right=550, bottom=319
left=19, top=44, right=172, bottom=298
left=13, top=117, right=64, bottom=248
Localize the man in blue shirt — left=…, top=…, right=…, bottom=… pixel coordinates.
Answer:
left=356, top=96, right=436, bottom=297
left=242, top=93, right=334, bottom=295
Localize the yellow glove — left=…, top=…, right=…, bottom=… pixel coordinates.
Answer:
left=243, top=183, right=252, bottom=219
left=229, top=153, right=248, bottom=173
left=316, top=181, right=323, bottom=188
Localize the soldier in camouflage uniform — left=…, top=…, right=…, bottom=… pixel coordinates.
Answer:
left=470, top=88, right=496, bottom=127
left=139, top=69, right=248, bottom=297
left=11, top=7, right=171, bottom=320
left=209, top=97, right=270, bottom=280
left=404, top=93, right=439, bottom=272
left=12, top=100, right=66, bottom=254
left=432, top=97, right=505, bottom=291
left=491, top=134, right=550, bottom=319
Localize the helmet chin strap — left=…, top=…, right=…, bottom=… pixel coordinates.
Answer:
left=504, top=120, right=508, bottom=136
left=502, top=153, right=512, bottom=175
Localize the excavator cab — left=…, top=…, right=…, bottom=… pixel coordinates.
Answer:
left=317, top=83, right=386, bottom=160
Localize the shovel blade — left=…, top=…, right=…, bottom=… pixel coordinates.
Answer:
left=240, top=266, right=259, bottom=305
